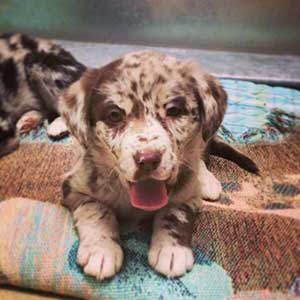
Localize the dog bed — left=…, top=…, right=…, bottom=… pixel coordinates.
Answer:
left=0, top=79, right=300, bottom=300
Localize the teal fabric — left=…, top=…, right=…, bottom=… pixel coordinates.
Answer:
left=68, top=228, right=233, bottom=300
left=219, top=80, right=300, bottom=143
left=21, top=125, right=71, bottom=143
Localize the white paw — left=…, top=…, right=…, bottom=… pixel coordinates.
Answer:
left=148, top=242, right=194, bottom=277
left=77, top=239, right=123, bottom=280
left=199, top=171, right=222, bottom=201
left=47, top=117, right=69, bottom=139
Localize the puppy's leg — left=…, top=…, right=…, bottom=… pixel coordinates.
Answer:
left=47, top=117, right=69, bottom=140
left=62, top=187, right=123, bottom=280
left=198, top=160, right=222, bottom=201
left=16, top=110, right=42, bottom=134
left=73, top=202, right=123, bottom=280
left=148, top=202, right=197, bottom=277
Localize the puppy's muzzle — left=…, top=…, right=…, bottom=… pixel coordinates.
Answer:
left=129, top=150, right=167, bottom=211
left=133, top=150, right=162, bottom=179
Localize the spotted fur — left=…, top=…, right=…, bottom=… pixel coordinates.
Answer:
left=0, top=33, right=85, bottom=156
left=0, top=35, right=258, bottom=278
left=0, top=36, right=257, bottom=278
left=60, top=50, right=233, bottom=279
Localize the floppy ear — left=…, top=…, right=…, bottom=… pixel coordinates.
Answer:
left=59, top=59, right=123, bottom=147
left=59, top=68, right=99, bottom=148
left=189, top=66, right=227, bottom=141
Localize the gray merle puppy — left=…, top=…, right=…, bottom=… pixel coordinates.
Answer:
left=0, top=33, right=85, bottom=156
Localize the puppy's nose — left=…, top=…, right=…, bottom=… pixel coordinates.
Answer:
left=134, top=150, right=162, bottom=172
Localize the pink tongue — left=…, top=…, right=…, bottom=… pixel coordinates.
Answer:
left=129, top=179, right=168, bottom=211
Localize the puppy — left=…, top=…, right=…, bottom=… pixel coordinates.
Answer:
left=0, top=33, right=85, bottom=157
left=60, top=50, right=259, bottom=280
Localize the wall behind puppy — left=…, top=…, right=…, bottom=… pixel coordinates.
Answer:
left=0, top=0, right=299, bottom=54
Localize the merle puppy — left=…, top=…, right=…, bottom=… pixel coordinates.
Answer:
left=60, top=51, right=258, bottom=280
left=0, top=33, right=85, bottom=156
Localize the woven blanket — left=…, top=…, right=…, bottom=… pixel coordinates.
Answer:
left=0, top=80, right=299, bottom=300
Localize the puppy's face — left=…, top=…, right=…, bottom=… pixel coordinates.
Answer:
left=61, top=51, right=227, bottom=210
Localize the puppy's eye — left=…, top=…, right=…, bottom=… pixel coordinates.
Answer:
left=166, top=106, right=183, bottom=117
left=166, top=97, right=188, bottom=118
left=105, top=106, right=125, bottom=125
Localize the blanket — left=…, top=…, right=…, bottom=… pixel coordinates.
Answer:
left=0, top=79, right=299, bottom=300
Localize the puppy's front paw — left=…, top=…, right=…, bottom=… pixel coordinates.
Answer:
left=148, top=242, right=194, bottom=277
left=199, top=171, right=222, bottom=201
left=77, top=239, right=123, bottom=280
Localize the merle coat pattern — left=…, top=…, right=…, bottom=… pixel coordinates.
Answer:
left=60, top=51, right=258, bottom=280
left=0, top=35, right=258, bottom=279
left=0, top=33, right=85, bottom=156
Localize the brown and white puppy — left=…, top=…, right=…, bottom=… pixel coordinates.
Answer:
left=59, top=51, right=252, bottom=280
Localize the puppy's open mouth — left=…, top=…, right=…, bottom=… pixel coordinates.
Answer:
left=129, top=179, right=168, bottom=211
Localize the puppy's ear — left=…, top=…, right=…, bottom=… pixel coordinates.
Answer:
left=188, top=65, right=227, bottom=141
left=207, top=136, right=260, bottom=175
left=59, top=59, right=122, bottom=147
left=59, top=68, right=99, bottom=148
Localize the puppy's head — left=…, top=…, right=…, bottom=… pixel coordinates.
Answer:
left=60, top=51, right=227, bottom=210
